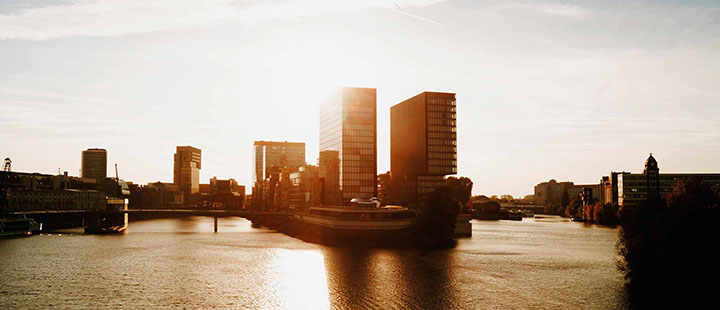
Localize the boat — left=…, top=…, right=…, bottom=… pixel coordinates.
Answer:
left=508, top=211, right=523, bottom=221
left=84, top=225, right=127, bottom=234
left=289, top=204, right=417, bottom=247
left=0, top=215, right=41, bottom=237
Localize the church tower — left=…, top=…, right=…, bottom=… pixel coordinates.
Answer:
left=643, top=153, right=660, bottom=201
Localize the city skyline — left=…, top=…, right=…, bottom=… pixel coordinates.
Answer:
left=2, top=0, right=720, bottom=197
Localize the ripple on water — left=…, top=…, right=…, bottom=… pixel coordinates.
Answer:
left=0, top=217, right=627, bottom=309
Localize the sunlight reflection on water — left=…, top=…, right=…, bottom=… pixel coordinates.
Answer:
left=0, top=217, right=626, bottom=309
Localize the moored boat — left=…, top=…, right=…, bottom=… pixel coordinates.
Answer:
left=0, top=216, right=41, bottom=237
left=290, top=204, right=416, bottom=247
left=84, top=225, right=127, bottom=234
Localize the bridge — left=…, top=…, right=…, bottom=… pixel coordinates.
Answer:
left=10, top=209, right=290, bottom=232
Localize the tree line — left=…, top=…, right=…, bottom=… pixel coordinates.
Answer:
left=617, top=177, right=719, bottom=307
left=543, top=190, right=619, bottom=226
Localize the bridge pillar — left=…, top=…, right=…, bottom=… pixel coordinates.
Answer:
left=214, top=216, right=218, bottom=233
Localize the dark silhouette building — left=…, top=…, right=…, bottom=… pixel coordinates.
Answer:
left=81, top=148, right=107, bottom=181
left=644, top=153, right=660, bottom=201
left=320, top=87, right=378, bottom=205
left=129, top=182, right=184, bottom=209
left=390, top=91, right=457, bottom=207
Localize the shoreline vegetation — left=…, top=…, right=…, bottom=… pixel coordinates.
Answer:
left=543, top=198, right=619, bottom=227
left=617, top=177, right=719, bottom=308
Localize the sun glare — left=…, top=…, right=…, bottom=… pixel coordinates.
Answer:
left=274, top=249, right=330, bottom=309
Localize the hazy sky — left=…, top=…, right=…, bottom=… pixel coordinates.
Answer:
left=1, top=0, right=719, bottom=197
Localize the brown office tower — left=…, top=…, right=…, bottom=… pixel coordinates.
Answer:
left=174, top=146, right=201, bottom=202
left=318, top=150, right=341, bottom=205
left=320, top=87, right=378, bottom=205
left=391, top=91, right=457, bottom=208
left=81, top=148, right=107, bottom=181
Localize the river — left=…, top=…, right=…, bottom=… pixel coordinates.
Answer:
left=0, top=216, right=627, bottom=309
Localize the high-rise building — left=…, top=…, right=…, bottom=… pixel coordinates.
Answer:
left=391, top=91, right=457, bottom=207
left=320, top=87, right=377, bottom=205
left=252, top=141, right=305, bottom=207
left=253, top=141, right=305, bottom=184
left=81, top=148, right=107, bottom=181
left=173, top=146, right=201, bottom=201
left=318, top=150, right=341, bottom=205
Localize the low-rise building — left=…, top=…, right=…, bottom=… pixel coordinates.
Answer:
left=603, top=155, right=720, bottom=207
left=129, top=182, right=184, bottom=209
left=533, top=179, right=574, bottom=205
left=1, top=170, right=127, bottom=212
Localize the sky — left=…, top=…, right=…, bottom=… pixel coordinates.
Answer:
left=1, top=0, right=719, bottom=197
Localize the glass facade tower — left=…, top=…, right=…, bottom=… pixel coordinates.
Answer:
left=252, top=141, right=306, bottom=206
left=391, top=91, right=457, bottom=207
left=320, top=87, right=378, bottom=205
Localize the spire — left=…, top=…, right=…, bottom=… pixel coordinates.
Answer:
left=643, top=153, right=660, bottom=201
left=643, top=153, right=658, bottom=174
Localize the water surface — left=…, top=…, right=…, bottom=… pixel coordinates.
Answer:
left=0, top=217, right=627, bottom=309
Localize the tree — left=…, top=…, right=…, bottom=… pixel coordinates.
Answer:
left=445, top=176, right=473, bottom=208
left=618, top=177, right=720, bottom=307
left=414, top=185, right=459, bottom=248
left=544, top=202, right=564, bottom=215
left=565, top=197, right=583, bottom=218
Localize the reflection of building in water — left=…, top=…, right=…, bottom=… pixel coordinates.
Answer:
left=320, top=87, right=378, bottom=205
left=607, top=154, right=720, bottom=207
left=391, top=91, right=457, bottom=208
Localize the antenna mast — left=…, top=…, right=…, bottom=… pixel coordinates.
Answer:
left=3, top=158, right=11, bottom=172
left=115, top=163, right=121, bottom=197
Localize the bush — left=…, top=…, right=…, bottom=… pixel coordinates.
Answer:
left=564, top=198, right=583, bottom=218
left=582, top=202, right=618, bottom=226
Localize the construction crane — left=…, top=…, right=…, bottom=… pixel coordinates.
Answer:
left=3, top=158, right=10, bottom=172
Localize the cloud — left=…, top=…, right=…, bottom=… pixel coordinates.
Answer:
left=0, top=0, right=447, bottom=40
left=492, top=2, right=589, bottom=18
